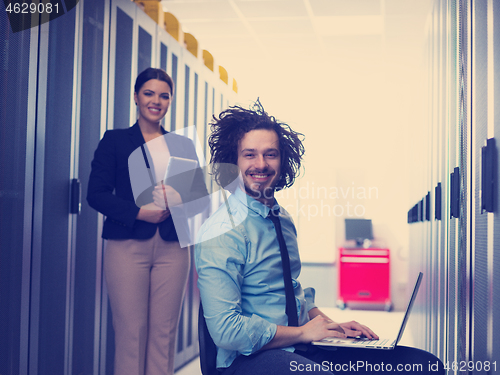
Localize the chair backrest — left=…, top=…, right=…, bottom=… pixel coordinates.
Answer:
left=198, top=303, right=218, bottom=375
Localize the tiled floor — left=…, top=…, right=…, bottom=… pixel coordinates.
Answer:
left=174, top=308, right=412, bottom=375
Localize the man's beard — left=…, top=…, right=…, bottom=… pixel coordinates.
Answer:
left=244, top=183, right=275, bottom=201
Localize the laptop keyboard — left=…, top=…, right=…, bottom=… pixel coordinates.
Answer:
left=354, top=338, right=392, bottom=347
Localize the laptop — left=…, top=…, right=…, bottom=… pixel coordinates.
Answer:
left=311, top=272, right=423, bottom=350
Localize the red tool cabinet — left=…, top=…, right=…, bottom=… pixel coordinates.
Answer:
left=337, top=247, right=391, bottom=311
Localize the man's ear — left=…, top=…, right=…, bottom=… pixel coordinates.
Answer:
left=276, top=174, right=286, bottom=190
left=134, top=91, right=138, bottom=105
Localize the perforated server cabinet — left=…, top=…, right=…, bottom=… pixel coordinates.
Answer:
left=337, top=248, right=391, bottom=311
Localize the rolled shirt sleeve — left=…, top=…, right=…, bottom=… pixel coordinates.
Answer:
left=195, top=189, right=314, bottom=369
left=196, top=226, right=277, bottom=363
left=304, top=287, right=317, bottom=312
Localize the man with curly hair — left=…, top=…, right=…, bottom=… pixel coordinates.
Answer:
left=194, top=101, right=444, bottom=375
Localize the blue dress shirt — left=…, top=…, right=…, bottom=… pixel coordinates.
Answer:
left=195, top=188, right=317, bottom=369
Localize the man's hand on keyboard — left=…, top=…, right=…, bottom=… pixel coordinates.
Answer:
left=338, top=321, right=379, bottom=340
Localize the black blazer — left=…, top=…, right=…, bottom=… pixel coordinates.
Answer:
left=87, top=122, right=209, bottom=241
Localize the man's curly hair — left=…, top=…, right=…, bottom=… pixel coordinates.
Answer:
left=208, top=100, right=305, bottom=191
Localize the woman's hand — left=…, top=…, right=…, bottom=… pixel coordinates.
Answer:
left=153, top=183, right=183, bottom=209
left=136, top=202, right=170, bottom=223
left=338, top=320, right=379, bottom=340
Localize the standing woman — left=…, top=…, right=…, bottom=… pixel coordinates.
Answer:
left=87, top=67, right=207, bottom=375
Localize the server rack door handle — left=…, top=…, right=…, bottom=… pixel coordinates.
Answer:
left=450, top=167, right=460, bottom=218
left=481, top=138, right=497, bottom=213
left=425, top=192, right=431, bottom=221
left=435, top=183, right=442, bottom=220
left=70, top=178, right=81, bottom=214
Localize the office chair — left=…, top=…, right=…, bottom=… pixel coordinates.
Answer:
left=198, top=303, right=218, bottom=375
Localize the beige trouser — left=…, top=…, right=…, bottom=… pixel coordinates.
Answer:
left=104, top=230, right=190, bottom=375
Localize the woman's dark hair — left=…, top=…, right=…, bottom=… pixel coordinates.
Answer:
left=208, top=100, right=305, bottom=191
left=134, top=67, right=174, bottom=95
